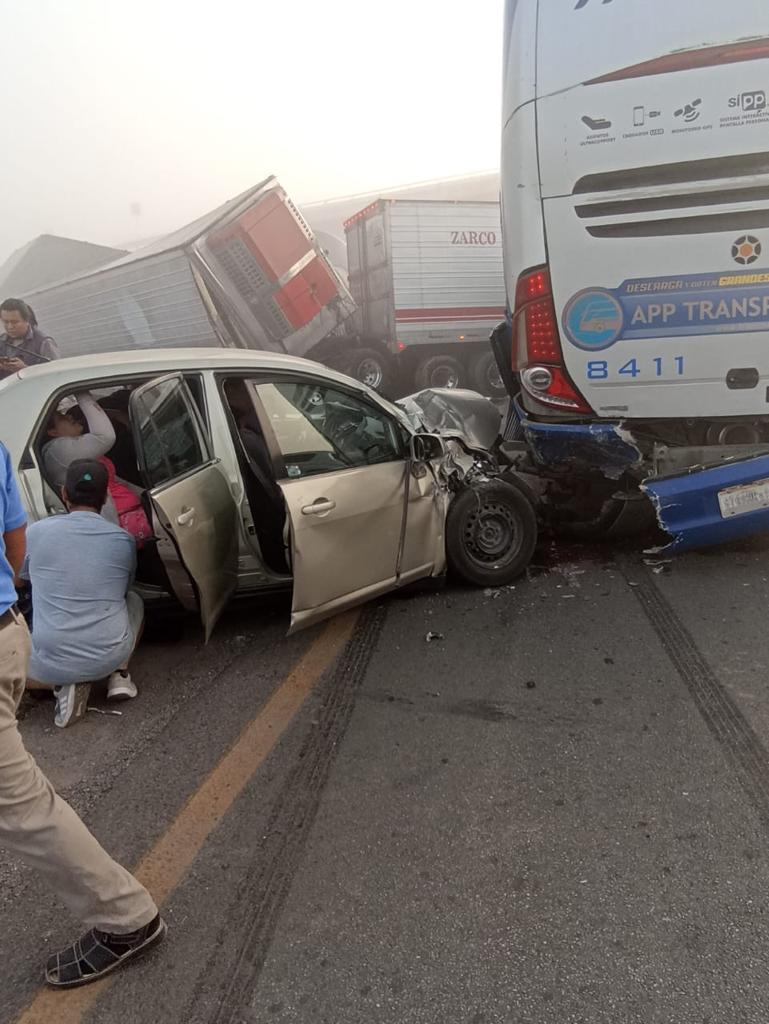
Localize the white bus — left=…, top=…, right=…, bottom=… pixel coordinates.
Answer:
left=497, top=0, right=769, bottom=549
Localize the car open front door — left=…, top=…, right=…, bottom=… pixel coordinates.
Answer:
left=250, top=378, right=443, bottom=632
left=129, top=373, right=239, bottom=640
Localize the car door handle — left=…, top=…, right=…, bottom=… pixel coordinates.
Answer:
left=176, top=506, right=196, bottom=526
left=301, top=498, right=336, bottom=516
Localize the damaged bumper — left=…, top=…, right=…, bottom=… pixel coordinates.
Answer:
left=642, top=454, right=769, bottom=553
left=517, top=406, right=769, bottom=551
left=518, top=406, right=641, bottom=480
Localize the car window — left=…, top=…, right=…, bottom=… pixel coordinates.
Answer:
left=133, top=377, right=211, bottom=488
left=254, top=380, right=404, bottom=479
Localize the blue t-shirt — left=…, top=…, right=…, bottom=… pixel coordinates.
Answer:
left=22, top=511, right=137, bottom=685
left=0, top=443, right=27, bottom=615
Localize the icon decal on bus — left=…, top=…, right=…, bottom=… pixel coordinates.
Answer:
left=563, top=289, right=624, bottom=350
left=732, top=235, right=762, bottom=265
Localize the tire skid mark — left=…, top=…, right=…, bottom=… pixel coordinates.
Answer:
left=191, top=604, right=387, bottom=1024
left=618, top=555, right=769, bottom=828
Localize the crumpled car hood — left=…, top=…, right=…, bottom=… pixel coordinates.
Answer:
left=396, top=388, right=502, bottom=452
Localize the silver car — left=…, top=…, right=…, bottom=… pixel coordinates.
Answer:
left=0, top=349, right=537, bottom=634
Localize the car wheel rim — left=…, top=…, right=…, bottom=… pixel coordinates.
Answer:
left=462, top=499, right=521, bottom=567
left=431, top=367, right=460, bottom=388
left=358, top=359, right=383, bottom=389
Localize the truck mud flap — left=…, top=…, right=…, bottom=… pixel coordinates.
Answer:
left=643, top=453, right=769, bottom=553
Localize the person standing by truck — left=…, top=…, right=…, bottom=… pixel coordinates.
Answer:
left=0, top=298, right=59, bottom=379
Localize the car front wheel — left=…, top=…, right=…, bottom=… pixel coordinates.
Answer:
left=445, top=480, right=537, bottom=587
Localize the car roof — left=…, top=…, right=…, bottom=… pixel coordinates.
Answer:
left=0, top=347, right=407, bottom=466
left=1, top=347, right=331, bottom=389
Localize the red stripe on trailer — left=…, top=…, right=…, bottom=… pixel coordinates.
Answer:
left=395, top=306, right=505, bottom=323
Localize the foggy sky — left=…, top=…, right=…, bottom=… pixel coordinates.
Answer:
left=0, top=0, right=502, bottom=265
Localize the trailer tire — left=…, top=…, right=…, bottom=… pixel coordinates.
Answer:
left=446, top=480, right=537, bottom=587
left=342, top=347, right=394, bottom=394
left=470, top=350, right=507, bottom=397
left=414, top=355, right=465, bottom=391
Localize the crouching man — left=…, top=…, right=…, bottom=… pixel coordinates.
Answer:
left=23, top=458, right=143, bottom=728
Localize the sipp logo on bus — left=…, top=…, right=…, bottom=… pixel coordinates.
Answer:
left=728, top=90, right=767, bottom=111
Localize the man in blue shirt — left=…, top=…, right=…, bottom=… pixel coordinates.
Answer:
left=0, top=442, right=165, bottom=987
left=24, top=458, right=143, bottom=725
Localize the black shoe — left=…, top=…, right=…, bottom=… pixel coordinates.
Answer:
left=45, top=914, right=166, bottom=988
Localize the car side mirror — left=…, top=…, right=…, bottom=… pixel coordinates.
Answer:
left=410, top=433, right=446, bottom=463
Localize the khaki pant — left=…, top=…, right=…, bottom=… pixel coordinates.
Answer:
left=0, top=610, right=157, bottom=933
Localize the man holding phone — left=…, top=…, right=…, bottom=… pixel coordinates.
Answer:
left=0, top=297, right=59, bottom=379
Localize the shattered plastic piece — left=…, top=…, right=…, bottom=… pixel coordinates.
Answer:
left=644, top=556, right=672, bottom=576
left=562, top=594, right=576, bottom=599
left=87, top=706, right=123, bottom=716
left=425, top=631, right=444, bottom=643
left=627, top=581, right=640, bottom=588
left=643, top=544, right=668, bottom=556
left=483, top=588, right=502, bottom=599
left=553, top=564, right=585, bottom=589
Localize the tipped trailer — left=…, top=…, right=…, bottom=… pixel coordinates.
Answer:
left=24, top=177, right=356, bottom=368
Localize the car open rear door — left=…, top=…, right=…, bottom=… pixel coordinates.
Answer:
left=129, top=373, right=239, bottom=640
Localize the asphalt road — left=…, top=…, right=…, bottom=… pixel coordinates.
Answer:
left=4, top=535, right=769, bottom=1023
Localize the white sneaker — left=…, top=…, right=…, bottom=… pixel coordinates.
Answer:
left=54, top=683, right=91, bottom=729
left=107, top=671, right=138, bottom=701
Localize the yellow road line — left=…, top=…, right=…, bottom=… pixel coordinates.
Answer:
left=15, top=609, right=359, bottom=1024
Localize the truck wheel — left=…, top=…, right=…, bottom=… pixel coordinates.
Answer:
left=445, top=480, right=537, bottom=587
left=414, top=355, right=465, bottom=390
left=343, top=347, right=393, bottom=393
left=471, top=350, right=507, bottom=397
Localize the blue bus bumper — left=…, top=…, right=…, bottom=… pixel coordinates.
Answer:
left=517, top=405, right=641, bottom=480
left=517, top=405, right=769, bottom=551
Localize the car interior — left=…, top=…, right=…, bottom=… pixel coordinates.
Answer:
left=220, top=378, right=289, bottom=575
left=33, top=380, right=198, bottom=592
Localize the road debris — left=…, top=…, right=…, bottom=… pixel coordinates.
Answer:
left=87, top=707, right=123, bottom=717
left=553, top=564, right=586, bottom=589
left=425, top=631, right=444, bottom=643
left=644, top=556, right=672, bottom=575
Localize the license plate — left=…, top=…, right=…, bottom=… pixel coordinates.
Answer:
left=718, top=477, right=769, bottom=518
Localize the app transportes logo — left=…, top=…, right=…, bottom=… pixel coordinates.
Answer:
left=563, top=289, right=624, bottom=350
